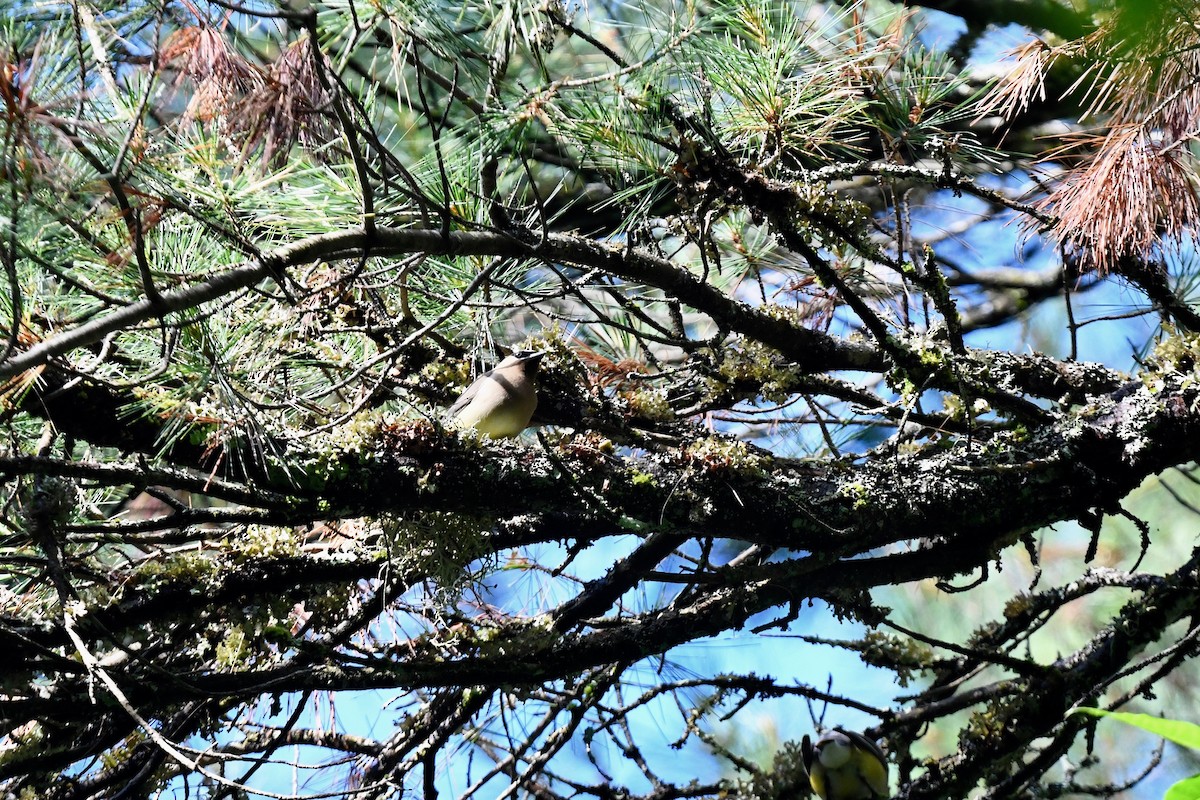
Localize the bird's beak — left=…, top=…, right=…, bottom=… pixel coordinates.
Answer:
left=516, top=350, right=546, bottom=363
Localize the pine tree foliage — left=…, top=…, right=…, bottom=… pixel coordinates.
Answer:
left=1, top=0, right=1200, bottom=798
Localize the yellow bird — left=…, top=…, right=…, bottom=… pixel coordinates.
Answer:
left=802, top=728, right=889, bottom=800
left=448, top=350, right=545, bottom=438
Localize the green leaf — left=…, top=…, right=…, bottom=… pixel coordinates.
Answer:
left=1071, top=709, right=1200, bottom=750
left=1164, top=774, right=1200, bottom=800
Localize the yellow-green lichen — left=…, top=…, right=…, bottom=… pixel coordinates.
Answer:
left=965, top=702, right=1008, bottom=741
left=630, top=469, right=658, bottom=488
left=381, top=511, right=494, bottom=600
left=682, top=436, right=769, bottom=479
left=713, top=340, right=801, bottom=405
left=1142, top=326, right=1200, bottom=396
left=130, top=551, right=222, bottom=592
left=1002, top=591, right=1035, bottom=620
left=224, top=525, right=304, bottom=559
left=791, top=182, right=873, bottom=232
left=941, top=394, right=991, bottom=422
left=627, top=387, right=674, bottom=421
left=457, top=616, right=560, bottom=661
left=423, top=357, right=471, bottom=390
left=214, top=626, right=251, bottom=670
left=859, top=630, right=935, bottom=687
left=0, top=722, right=45, bottom=772
left=839, top=480, right=872, bottom=510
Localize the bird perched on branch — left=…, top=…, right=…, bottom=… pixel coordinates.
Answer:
left=448, top=350, right=545, bottom=438
left=802, top=728, right=889, bottom=800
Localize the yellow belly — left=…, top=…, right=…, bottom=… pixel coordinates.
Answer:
left=455, top=395, right=536, bottom=438
left=810, top=759, right=889, bottom=799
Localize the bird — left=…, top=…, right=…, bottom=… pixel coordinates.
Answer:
left=802, top=728, right=889, bottom=800
left=447, top=350, right=545, bottom=438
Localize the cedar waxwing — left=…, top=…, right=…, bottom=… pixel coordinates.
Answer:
left=448, top=350, right=545, bottom=438
left=802, top=728, right=889, bottom=800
